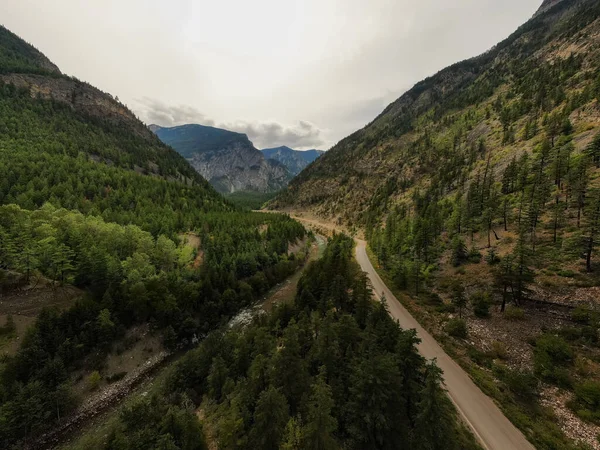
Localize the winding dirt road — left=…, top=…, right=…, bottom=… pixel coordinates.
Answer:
left=354, top=239, right=534, bottom=450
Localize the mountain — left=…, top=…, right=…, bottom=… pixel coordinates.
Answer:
left=152, top=124, right=292, bottom=193
left=261, top=146, right=324, bottom=175
left=0, top=25, right=311, bottom=448
left=273, top=0, right=600, bottom=223
left=0, top=26, right=229, bottom=234
left=271, top=1, right=600, bottom=447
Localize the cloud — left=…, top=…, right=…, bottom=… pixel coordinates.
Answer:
left=135, top=97, right=215, bottom=128
left=224, top=119, right=325, bottom=150
left=135, top=97, right=326, bottom=150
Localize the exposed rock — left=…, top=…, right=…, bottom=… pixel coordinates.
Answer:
left=153, top=124, right=293, bottom=193
left=261, top=146, right=324, bottom=175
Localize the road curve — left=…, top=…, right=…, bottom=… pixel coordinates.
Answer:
left=354, top=239, right=535, bottom=450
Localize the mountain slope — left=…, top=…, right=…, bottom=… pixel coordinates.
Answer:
left=153, top=124, right=292, bottom=193
left=0, top=26, right=228, bottom=234
left=273, top=0, right=600, bottom=221
left=272, top=1, right=600, bottom=447
left=261, top=146, right=324, bottom=175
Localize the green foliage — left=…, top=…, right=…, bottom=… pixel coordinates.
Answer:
left=451, top=236, right=468, bottom=267
left=0, top=26, right=59, bottom=75
left=0, top=205, right=306, bottom=446
left=106, top=395, right=207, bottom=450
left=87, top=371, right=102, bottom=391
left=493, top=365, right=539, bottom=401
left=470, top=291, right=491, bottom=318
left=158, top=235, right=478, bottom=450
left=225, top=191, right=278, bottom=211
left=533, top=334, right=574, bottom=387
left=571, top=381, right=600, bottom=423
left=445, top=318, right=468, bottom=339
left=503, top=306, right=525, bottom=321
left=450, top=281, right=467, bottom=318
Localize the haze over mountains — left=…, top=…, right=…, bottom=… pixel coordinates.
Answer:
left=152, top=123, right=323, bottom=193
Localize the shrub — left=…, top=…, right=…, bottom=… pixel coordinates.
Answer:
left=494, top=365, right=539, bottom=401
left=485, top=248, right=500, bottom=265
left=468, top=246, right=482, bottom=264
left=557, top=269, right=576, bottom=278
left=471, top=291, right=491, bottom=318
left=445, top=318, right=468, bottom=339
left=572, top=307, right=591, bottom=325
left=504, top=306, right=525, bottom=321
left=533, top=334, right=574, bottom=387
left=559, top=326, right=598, bottom=345
left=88, top=370, right=102, bottom=391
left=490, top=341, right=509, bottom=360
left=572, top=381, right=600, bottom=423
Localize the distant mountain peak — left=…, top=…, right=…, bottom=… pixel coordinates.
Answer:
left=152, top=124, right=292, bottom=193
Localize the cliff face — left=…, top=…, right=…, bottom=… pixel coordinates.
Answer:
left=261, top=146, right=324, bottom=176
left=153, top=124, right=293, bottom=193
left=0, top=73, right=153, bottom=140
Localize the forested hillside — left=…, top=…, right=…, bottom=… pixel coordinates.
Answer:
left=85, top=235, right=480, bottom=450
left=272, top=1, right=600, bottom=447
left=0, top=26, right=310, bottom=448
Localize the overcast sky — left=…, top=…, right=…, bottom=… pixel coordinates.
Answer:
left=2, top=0, right=541, bottom=149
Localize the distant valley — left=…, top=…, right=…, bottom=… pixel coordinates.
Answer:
left=152, top=124, right=324, bottom=193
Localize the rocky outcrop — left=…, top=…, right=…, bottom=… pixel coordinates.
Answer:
left=153, top=124, right=293, bottom=193
left=0, top=73, right=154, bottom=141
left=261, top=146, right=324, bottom=176
left=189, top=141, right=291, bottom=194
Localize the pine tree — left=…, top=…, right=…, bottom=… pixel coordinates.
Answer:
left=450, top=281, right=467, bottom=318
left=249, top=387, right=290, bottom=450
left=302, top=369, right=338, bottom=450
left=583, top=189, right=600, bottom=272
left=414, top=362, right=453, bottom=450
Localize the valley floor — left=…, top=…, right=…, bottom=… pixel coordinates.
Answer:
left=57, top=235, right=326, bottom=450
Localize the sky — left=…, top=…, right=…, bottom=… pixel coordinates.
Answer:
left=1, top=0, right=542, bottom=150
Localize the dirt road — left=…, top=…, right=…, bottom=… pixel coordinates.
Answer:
left=354, top=239, right=534, bottom=450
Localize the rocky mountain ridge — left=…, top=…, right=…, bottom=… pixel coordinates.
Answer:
left=152, top=124, right=292, bottom=193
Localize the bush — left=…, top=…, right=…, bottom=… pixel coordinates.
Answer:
left=572, top=307, right=591, bottom=325
left=468, top=246, right=482, bottom=264
left=471, top=291, right=491, bottom=318
left=490, top=341, right=509, bottom=360
left=485, top=248, right=500, bottom=265
left=504, top=306, right=525, bottom=321
left=494, top=365, right=539, bottom=401
left=533, top=334, right=574, bottom=387
left=445, top=318, right=468, bottom=339
left=572, top=381, right=600, bottom=423
left=559, top=326, right=598, bottom=345
left=88, top=370, right=102, bottom=391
